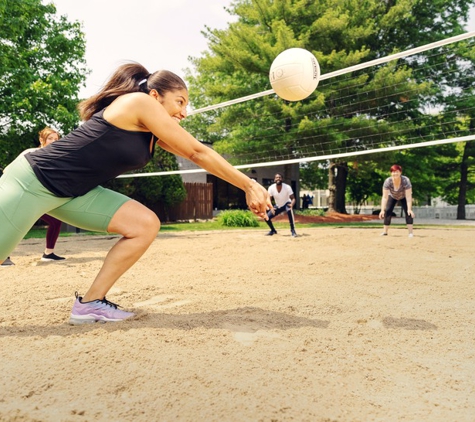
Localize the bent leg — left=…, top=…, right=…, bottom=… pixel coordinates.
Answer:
left=285, top=203, right=296, bottom=232
left=82, top=200, right=160, bottom=301
left=383, top=196, right=397, bottom=226
left=400, top=198, right=414, bottom=235
left=400, top=198, right=414, bottom=225
left=40, top=214, right=62, bottom=251
left=266, top=208, right=277, bottom=232
left=0, top=156, right=68, bottom=261
left=266, top=205, right=286, bottom=233
left=382, top=196, right=398, bottom=235
left=49, top=186, right=160, bottom=301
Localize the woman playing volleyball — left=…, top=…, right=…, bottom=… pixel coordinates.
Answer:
left=379, top=164, right=415, bottom=237
left=0, top=62, right=271, bottom=324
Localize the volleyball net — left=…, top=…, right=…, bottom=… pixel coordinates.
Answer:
left=119, top=31, right=475, bottom=179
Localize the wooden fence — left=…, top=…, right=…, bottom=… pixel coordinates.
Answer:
left=153, top=182, right=214, bottom=222
left=60, top=183, right=214, bottom=231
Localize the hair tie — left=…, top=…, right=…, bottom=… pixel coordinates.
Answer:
left=138, top=74, right=152, bottom=93
left=139, top=73, right=152, bottom=85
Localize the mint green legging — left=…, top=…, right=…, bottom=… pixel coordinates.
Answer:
left=0, top=155, right=131, bottom=261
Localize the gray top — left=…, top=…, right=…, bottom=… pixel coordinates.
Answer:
left=383, top=175, right=412, bottom=200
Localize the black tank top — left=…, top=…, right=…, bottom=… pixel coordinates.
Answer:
left=26, top=109, right=156, bottom=197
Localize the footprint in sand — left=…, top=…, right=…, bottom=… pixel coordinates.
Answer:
left=133, top=295, right=192, bottom=310
left=221, top=323, right=282, bottom=346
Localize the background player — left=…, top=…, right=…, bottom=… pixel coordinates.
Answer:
left=265, top=173, right=297, bottom=237
left=379, top=164, right=415, bottom=237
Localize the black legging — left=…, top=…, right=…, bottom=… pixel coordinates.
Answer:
left=40, top=214, right=62, bottom=249
left=384, top=196, right=413, bottom=226
left=266, top=202, right=295, bottom=231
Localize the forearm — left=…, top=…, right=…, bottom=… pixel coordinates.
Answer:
left=188, top=148, right=252, bottom=191
left=190, top=147, right=271, bottom=218
left=156, top=127, right=251, bottom=191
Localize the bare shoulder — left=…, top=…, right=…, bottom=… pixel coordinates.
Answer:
left=104, top=93, right=155, bottom=131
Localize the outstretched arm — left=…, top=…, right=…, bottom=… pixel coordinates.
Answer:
left=137, top=96, right=272, bottom=217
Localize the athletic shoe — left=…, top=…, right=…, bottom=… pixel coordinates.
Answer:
left=1, top=257, right=15, bottom=267
left=291, top=230, right=298, bottom=237
left=41, top=253, right=66, bottom=262
left=408, top=233, right=414, bottom=238
left=266, top=230, right=277, bottom=236
left=380, top=232, right=388, bottom=236
left=69, top=292, right=135, bottom=325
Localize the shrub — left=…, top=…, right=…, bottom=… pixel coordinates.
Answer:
left=217, top=210, right=260, bottom=227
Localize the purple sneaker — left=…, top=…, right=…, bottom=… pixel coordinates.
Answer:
left=69, top=292, right=135, bottom=325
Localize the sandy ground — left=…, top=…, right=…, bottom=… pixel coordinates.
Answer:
left=0, top=223, right=474, bottom=422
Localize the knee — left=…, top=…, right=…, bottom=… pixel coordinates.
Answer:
left=123, top=209, right=160, bottom=241
left=140, top=210, right=161, bottom=238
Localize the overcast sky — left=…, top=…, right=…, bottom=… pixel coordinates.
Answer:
left=51, top=0, right=235, bottom=98
left=51, top=1, right=475, bottom=99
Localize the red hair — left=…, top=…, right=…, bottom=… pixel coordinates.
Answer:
left=390, top=164, right=402, bottom=172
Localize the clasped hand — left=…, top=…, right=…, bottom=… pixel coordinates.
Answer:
left=245, top=181, right=272, bottom=220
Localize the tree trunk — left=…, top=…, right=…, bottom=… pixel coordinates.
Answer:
left=328, top=161, right=348, bottom=214
left=456, top=142, right=469, bottom=220
left=283, top=163, right=292, bottom=185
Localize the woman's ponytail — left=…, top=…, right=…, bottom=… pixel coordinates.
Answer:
left=78, top=62, right=150, bottom=121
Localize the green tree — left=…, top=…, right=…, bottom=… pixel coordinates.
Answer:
left=346, top=160, right=382, bottom=213
left=0, top=0, right=87, bottom=169
left=103, top=148, right=187, bottom=222
left=436, top=41, right=475, bottom=218
left=185, top=0, right=473, bottom=213
left=0, top=1, right=186, bottom=216
left=299, top=161, right=328, bottom=191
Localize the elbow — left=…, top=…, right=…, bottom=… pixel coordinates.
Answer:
left=188, top=149, right=207, bottom=165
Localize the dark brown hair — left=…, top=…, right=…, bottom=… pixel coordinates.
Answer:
left=78, top=62, right=187, bottom=121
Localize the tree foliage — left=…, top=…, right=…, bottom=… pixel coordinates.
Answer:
left=0, top=0, right=87, bottom=169
left=0, top=1, right=186, bottom=217
left=184, top=0, right=475, bottom=215
left=103, top=148, right=187, bottom=221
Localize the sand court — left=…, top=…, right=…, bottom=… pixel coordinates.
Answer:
left=0, top=225, right=474, bottom=421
